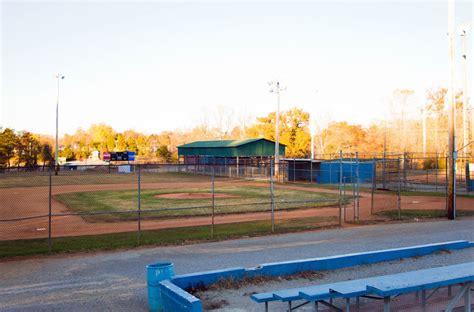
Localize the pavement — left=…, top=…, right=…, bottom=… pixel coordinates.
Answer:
left=0, top=218, right=473, bottom=311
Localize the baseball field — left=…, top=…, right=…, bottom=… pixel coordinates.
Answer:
left=1, top=169, right=474, bottom=257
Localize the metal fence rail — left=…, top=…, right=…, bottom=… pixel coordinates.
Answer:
left=1, top=153, right=473, bottom=254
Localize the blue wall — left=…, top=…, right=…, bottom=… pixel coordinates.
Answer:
left=319, top=161, right=374, bottom=184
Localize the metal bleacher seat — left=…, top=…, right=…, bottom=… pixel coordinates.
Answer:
left=251, top=262, right=474, bottom=312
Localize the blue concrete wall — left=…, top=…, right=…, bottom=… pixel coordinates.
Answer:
left=156, top=240, right=472, bottom=312
left=319, top=161, right=374, bottom=184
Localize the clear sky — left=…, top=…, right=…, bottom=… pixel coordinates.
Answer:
left=1, top=0, right=472, bottom=136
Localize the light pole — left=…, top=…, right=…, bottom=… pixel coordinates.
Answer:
left=311, top=90, right=319, bottom=160
left=459, top=23, right=470, bottom=157
left=55, top=74, right=65, bottom=175
left=269, top=81, right=286, bottom=178
left=447, top=0, right=456, bottom=219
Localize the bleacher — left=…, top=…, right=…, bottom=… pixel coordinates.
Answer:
left=251, top=262, right=474, bottom=311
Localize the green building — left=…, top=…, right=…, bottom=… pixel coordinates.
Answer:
left=177, top=138, right=285, bottom=166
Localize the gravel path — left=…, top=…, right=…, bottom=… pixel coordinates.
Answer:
left=0, top=218, right=473, bottom=311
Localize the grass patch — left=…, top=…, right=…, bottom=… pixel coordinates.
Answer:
left=0, top=216, right=337, bottom=259
left=54, top=186, right=341, bottom=222
left=0, top=172, right=212, bottom=188
left=378, top=209, right=474, bottom=220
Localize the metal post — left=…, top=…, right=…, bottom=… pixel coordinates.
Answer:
left=371, top=156, right=376, bottom=215
left=461, top=26, right=469, bottom=158
left=398, top=158, right=402, bottom=220
left=383, top=133, right=387, bottom=189
left=137, top=164, right=141, bottom=244
left=435, top=152, right=439, bottom=192
left=356, top=152, right=360, bottom=221
left=463, top=282, right=471, bottom=312
left=293, top=158, right=296, bottom=182
left=211, top=168, right=215, bottom=238
left=447, top=0, right=456, bottom=220
left=383, top=296, right=391, bottom=312
left=339, top=150, right=343, bottom=226
left=48, top=168, right=52, bottom=252
left=269, top=81, right=285, bottom=179
left=446, top=156, right=449, bottom=212
left=343, top=178, right=347, bottom=222
left=55, top=74, right=64, bottom=176
left=270, top=159, right=275, bottom=232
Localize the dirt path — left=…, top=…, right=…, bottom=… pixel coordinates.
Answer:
left=1, top=181, right=472, bottom=241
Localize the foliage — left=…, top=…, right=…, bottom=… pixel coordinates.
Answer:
left=0, top=128, right=19, bottom=167
left=246, top=107, right=311, bottom=158
left=0, top=86, right=469, bottom=166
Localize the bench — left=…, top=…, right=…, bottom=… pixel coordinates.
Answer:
left=251, top=262, right=474, bottom=311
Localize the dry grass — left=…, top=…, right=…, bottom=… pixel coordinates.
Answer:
left=187, top=270, right=325, bottom=294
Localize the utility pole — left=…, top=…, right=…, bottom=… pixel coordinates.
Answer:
left=447, top=0, right=456, bottom=220
left=269, top=81, right=286, bottom=178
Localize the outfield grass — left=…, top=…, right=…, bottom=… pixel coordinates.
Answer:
left=54, top=186, right=341, bottom=222
left=0, top=216, right=337, bottom=258
left=378, top=209, right=474, bottom=220
left=0, top=172, right=212, bottom=188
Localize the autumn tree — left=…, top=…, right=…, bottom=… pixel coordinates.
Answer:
left=247, top=108, right=311, bottom=158
left=0, top=128, right=19, bottom=167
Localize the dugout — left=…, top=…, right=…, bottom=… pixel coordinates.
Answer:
left=285, top=159, right=374, bottom=184
left=177, top=138, right=286, bottom=167
left=284, top=159, right=321, bottom=182
left=319, top=161, right=374, bottom=184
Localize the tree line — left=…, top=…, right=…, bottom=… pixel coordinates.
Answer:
left=0, top=87, right=470, bottom=168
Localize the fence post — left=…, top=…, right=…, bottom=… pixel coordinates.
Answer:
left=382, top=150, right=387, bottom=189
left=343, top=177, right=347, bottom=222
left=339, top=150, right=343, bottom=226
left=270, top=159, right=275, bottom=232
left=445, top=156, right=448, bottom=212
left=435, top=152, right=439, bottom=192
left=48, top=167, right=52, bottom=252
left=355, top=151, right=360, bottom=221
left=371, top=156, right=376, bottom=215
left=398, top=158, right=402, bottom=220
left=137, top=164, right=141, bottom=245
left=293, top=158, right=296, bottom=182
left=211, top=168, right=215, bottom=238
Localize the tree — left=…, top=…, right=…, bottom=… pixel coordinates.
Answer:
left=156, top=145, right=173, bottom=162
left=0, top=128, right=19, bottom=167
left=89, top=124, right=115, bottom=154
left=318, top=122, right=367, bottom=155
left=17, top=132, right=42, bottom=168
left=40, top=144, right=54, bottom=166
left=246, top=108, right=311, bottom=158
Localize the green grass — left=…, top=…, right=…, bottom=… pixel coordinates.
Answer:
left=0, top=216, right=337, bottom=258
left=54, top=186, right=341, bottom=222
left=0, top=172, right=212, bottom=188
left=378, top=209, right=474, bottom=220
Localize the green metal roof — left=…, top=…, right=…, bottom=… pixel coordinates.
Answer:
left=178, top=138, right=272, bottom=148
left=177, top=138, right=286, bottom=157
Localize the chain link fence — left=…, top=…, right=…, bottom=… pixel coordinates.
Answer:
left=1, top=154, right=473, bottom=256
left=0, top=163, right=341, bottom=255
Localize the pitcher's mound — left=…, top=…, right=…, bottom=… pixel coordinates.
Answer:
left=155, top=193, right=239, bottom=199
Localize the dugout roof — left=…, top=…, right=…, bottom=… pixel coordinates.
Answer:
left=177, top=138, right=285, bottom=157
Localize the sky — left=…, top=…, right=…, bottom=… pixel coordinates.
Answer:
left=1, top=0, right=473, bottom=136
